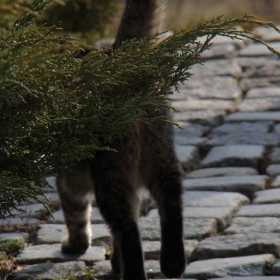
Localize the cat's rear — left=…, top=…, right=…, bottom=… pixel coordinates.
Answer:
left=56, top=0, right=185, bottom=279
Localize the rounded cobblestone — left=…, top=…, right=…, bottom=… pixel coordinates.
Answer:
left=5, top=36, right=280, bottom=280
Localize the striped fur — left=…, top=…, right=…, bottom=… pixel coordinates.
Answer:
left=57, top=0, right=185, bottom=279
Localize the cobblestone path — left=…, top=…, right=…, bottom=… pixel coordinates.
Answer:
left=3, top=26, right=280, bottom=280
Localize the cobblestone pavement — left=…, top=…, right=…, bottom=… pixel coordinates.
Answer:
left=3, top=26, right=280, bottom=280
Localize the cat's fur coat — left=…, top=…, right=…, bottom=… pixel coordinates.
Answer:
left=56, top=0, right=185, bottom=279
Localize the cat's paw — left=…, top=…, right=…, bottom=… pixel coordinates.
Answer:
left=61, top=237, right=90, bottom=254
left=160, top=244, right=185, bottom=278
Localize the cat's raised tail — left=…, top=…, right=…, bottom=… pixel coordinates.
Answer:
left=113, top=0, right=165, bottom=49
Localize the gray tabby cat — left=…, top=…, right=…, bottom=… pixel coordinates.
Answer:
left=56, top=0, right=185, bottom=279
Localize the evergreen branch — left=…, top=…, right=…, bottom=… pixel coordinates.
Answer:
left=1, top=2, right=280, bottom=216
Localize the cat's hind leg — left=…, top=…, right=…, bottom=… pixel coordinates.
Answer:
left=95, top=184, right=146, bottom=280
left=56, top=164, right=94, bottom=254
left=93, top=156, right=146, bottom=280
left=148, top=160, right=186, bottom=278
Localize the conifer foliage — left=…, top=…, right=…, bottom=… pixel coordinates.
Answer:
left=39, top=0, right=117, bottom=43
left=0, top=0, right=279, bottom=217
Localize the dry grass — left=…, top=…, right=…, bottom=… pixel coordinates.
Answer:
left=112, top=0, right=280, bottom=35
left=165, top=0, right=280, bottom=30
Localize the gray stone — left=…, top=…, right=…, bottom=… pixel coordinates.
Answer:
left=43, top=192, right=59, bottom=204
left=206, top=123, right=278, bottom=146
left=147, top=206, right=234, bottom=230
left=86, top=223, right=111, bottom=245
left=238, top=97, right=280, bottom=112
left=173, top=110, right=225, bottom=126
left=206, top=133, right=279, bottom=147
left=142, top=241, right=161, bottom=260
left=174, top=124, right=208, bottom=145
left=184, top=254, right=276, bottom=279
left=91, top=260, right=112, bottom=276
left=90, top=208, right=104, bottom=223
left=253, top=25, right=280, bottom=42
left=48, top=207, right=104, bottom=224
left=44, top=192, right=60, bottom=203
left=239, top=98, right=280, bottom=112
left=247, top=87, right=280, bottom=99
left=37, top=224, right=111, bottom=245
left=211, top=121, right=271, bottom=135
left=174, top=136, right=207, bottom=146
left=269, top=148, right=280, bottom=164
left=201, top=145, right=265, bottom=168
left=183, top=176, right=267, bottom=197
left=139, top=217, right=217, bottom=240
left=36, top=224, right=65, bottom=244
left=142, top=240, right=198, bottom=261
left=199, top=34, right=245, bottom=47
left=92, top=259, right=189, bottom=279
left=272, top=259, right=280, bottom=275
left=224, top=217, right=280, bottom=235
left=145, top=260, right=162, bottom=278
left=9, top=261, right=86, bottom=280
left=235, top=57, right=280, bottom=78
left=267, top=164, right=280, bottom=176
left=191, top=59, right=242, bottom=78
left=274, top=124, right=280, bottom=135
left=172, top=89, right=188, bottom=100
left=201, top=44, right=237, bottom=59
left=226, top=111, right=280, bottom=122
left=186, top=167, right=258, bottom=179
left=29, top=192, right=60, bottom=205
left=194, top=233, right=280, bottom=260
left=48, top=210, right=66, bottom=224
left=0, top=217, right=39, bottom=232
left=8, top=208, right=27, bottom=217
left=253, top=189, right=280, bottom=204
left=0, top=232, right=28, bottom=243
left=236, top=204, right=280, bottom=218
left=15, top=203, right=47, bottom=219
left=235, top=56, right=275, bottom=69
left=240, top=77, right=280, bottom=92
left=184, top=240, right=199, bottom=261
left=175, top=145, right=199, bottom=168
left=174, top=122, right=209, bottom=137
left=271, top=176, right=280, bottom=188
left=138, top=217, right=160, bottom=240
left=239, top=42, right=280, bottom=57
left=45, top=176, right=57, bottom=189
left=172, top=99, right=236, bottom=112
left=274, top=123, right=280, bottom=134
left=16, top=244, right=105, bottom=264
left=178, top=76, right=242, bottom=101
left=184, top=218, right=217, bottom=240
left=209, top=277, right=280, bottom=280
left=145, top=262, right=197, bottom=279
left=183, top=207, right=234, bottom=230
left=182, top=191, right=249, bottom=209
